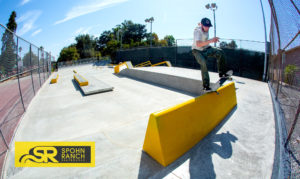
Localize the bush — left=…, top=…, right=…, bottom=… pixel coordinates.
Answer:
left=284, top=64, right=298, bottom=86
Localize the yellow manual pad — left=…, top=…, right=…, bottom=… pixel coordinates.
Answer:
left=74, top=73, right=89, bottom=86
left=50, top=74, right=59, bottom=84
left=143, top=82, right=237, bottom=166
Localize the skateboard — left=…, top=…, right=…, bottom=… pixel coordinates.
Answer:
left=204, top=70, right=233, bottom=94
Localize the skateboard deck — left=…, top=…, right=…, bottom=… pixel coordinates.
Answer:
left=204, top=70, right=233, bottom=94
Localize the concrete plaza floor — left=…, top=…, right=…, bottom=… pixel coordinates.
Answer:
left=2, top=64, right=275, bottom=178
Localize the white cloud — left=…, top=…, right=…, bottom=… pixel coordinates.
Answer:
left=73, top=26, right=93, bottom=36
left=17, top=10, right=42, bottom=36
left=31, top=28, right=42, bottom=36
left=54, top=0, right=128, bottom=25
left=20, top=0, right=31, bottom=6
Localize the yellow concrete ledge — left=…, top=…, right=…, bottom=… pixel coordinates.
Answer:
left=135, top=61, right=152, bottom=67
left=151, top=61, right=172, bottom=67
left=74, top=73, right=89, bottom=86
left=143, top=82, right=237, bottom=166
left=114, top=61, right=133, bottom=73
left=50, top=74, right=59, bottom=84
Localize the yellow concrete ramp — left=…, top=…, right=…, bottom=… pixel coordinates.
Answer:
left=143, top=82, right=237, bottom=166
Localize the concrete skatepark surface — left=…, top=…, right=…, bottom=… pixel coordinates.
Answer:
left=2, top=64, right=275, bottom=178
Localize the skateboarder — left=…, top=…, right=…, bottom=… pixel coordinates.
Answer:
left=192, top=17, right=227, bottom=91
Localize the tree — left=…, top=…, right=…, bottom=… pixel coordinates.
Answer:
left=120, top=20, right=147, bottom=44
left=159, top=39, right=168, bottom=47
left=22, top=51, right=39, bottom=68
left=219, top=40, right=237, bottom=49
left=7, top=11, right=17, bottom=32
left=0, top=11, right=17, bottom=75
left=164, top=35, right=175, bottom=46
left=219, top=41, right=228, bottom=48
left=146, top=33, right=159, bottom=46
left=284, top=64, right=299, bottom=85
left=96, top=30, right=112, bottom=51
left=152, top=33, right=159, bottom=41
left=57, top=46, right=80, bottom=62
left=70, top=20, right=176, bottom=60
left=103, top=40, right=120, bottom=63
left=94, top=51, right=101, bottom=60
left=75, top=34, right=97, bottom=58
left=228, top=40, right=237, bottom=49
left=96, top=20, right=148, bottom=55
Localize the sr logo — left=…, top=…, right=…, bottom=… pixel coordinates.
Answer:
left=19, top=146, right=58, bottom=163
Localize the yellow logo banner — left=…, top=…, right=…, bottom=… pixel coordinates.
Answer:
left=15, top=142, right=95, bottom=167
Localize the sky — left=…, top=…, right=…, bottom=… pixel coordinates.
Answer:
left=0, top=0, right=271, bottom=60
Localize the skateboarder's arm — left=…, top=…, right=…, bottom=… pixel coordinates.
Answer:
left=196, top=37, right=219, bottom=48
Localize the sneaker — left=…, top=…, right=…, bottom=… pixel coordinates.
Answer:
left=219, top=73, right=229, bottom=78
left=203, top=86, right=212, bottom=91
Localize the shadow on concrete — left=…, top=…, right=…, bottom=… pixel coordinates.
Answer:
left=235, top=81, right=246, bottom=84
left=137, top=106, right=238, bottom=179
left=71, top=79, right=85, bottom=97
left=92, top=60, right=110, bottom=67
left=113, top=74, right=198, bottom=98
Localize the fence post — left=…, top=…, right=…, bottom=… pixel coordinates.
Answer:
left=29, top=44, right=35, bottom=95
left=49, top=53, right=52, bottom=75
left=175, top=40, right=178, bottom=66
left=16, top=37, right=26, bottom=112
left=46, top=53, right=49, bottom=78
left=275, top=50, right=283, bottom=98
left=279, top=51, right=285, bottom=92
left=42, top=51, right=45, bottom=82
left=37, top=48, right=41, bottom=87
left=48, top=54, right=51, bottom=77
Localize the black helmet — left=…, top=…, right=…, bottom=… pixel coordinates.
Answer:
left=201, top=18, right=212, bottom=27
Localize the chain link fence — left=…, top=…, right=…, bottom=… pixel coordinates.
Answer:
left=57, top=57, right=111, bottom=68
left=116, top=38, right=266, bottom=81
left=268, top=0, right=300, bottom=178
left=0, top=24, right=53, bottom=173
left=176, top=38, right=266, bottom=52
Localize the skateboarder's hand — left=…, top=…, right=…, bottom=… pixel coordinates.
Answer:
left=211, top=37, right=220, bottom=43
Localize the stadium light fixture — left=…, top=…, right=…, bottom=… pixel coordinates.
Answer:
left=205, top=3, right=218, bottom=47
left=145, top=17, right=154, bottom=47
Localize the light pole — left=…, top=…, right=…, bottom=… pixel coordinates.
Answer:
left=205, top=3, right=217, bottom=47
left=259, top=0, right=268, bottom=81
left=145, top=17, right=154, bottom=47
left=117, top=29, right=123, bottom=49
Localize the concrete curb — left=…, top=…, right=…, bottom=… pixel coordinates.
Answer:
left=269, top=82, right=291, bottom=179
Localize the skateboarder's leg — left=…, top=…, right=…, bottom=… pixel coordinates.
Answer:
left=206, top=47, right=227, bottom=76
left=192, top=49, right=210, bottom=88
